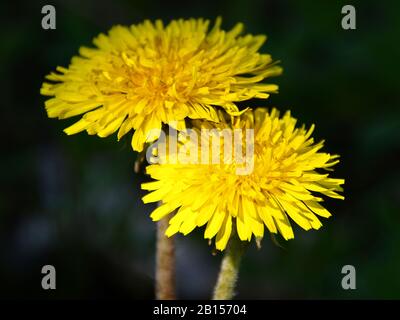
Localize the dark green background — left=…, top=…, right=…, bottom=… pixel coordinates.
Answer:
left=1, top=0, right=399, bottom=299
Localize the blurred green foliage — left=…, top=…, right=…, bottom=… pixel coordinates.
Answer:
left=0, top=0, right=399, bottom=299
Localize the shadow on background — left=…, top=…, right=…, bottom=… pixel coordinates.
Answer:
left=0, top=0, right=399, bottom=299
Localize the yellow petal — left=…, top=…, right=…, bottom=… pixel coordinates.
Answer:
left=131, top=128, right=145, bottom=152
left=179, top=210, right=197, bottom=235
left=64, top=119, right=92, bottom=135
left=150, top=202, right=178, bottom=221
left=204, top=210, right=225, bottom=239
left=258, top=205, right=277, bottom=234
left=279, top=199, right=311, bottom=231
left=303, top=200, right=332, bottom=218
left=98, top=116, right=125, bottom=137
left=215, top=214, right=232, bottom=251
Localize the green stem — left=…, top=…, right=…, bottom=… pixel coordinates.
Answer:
left=212, top=234, right=246, bottom=300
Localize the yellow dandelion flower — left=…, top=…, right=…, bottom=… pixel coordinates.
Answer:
left=142, top=108, right=344, bottom=250
left=40, top=18, right=282, bottom=151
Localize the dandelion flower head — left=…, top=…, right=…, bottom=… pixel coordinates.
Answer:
left=142, top=108, right=344, bottom=250
left=41, top=18, right=282, bottom=151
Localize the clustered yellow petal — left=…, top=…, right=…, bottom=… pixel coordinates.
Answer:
left=41, top=17, right=344, bottom=252
left=41, top=18, right=282, bottom=151
left=142, top=108, right=344, bottom=250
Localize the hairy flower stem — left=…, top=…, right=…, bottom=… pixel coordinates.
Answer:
left=213, top=234, right=246, bottom=300
left=155, top=215, right=176, bottom=299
